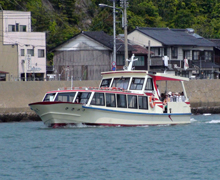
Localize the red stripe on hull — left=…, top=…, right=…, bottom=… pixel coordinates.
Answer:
left=50, top=123, right=178, bottom=128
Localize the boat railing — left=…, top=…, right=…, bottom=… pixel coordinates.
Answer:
left=57, top=86, right=132, bottom=92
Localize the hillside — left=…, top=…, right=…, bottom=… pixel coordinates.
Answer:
left=1, top=0, right=220, bottom=61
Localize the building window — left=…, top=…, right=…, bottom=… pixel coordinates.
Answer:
left=164, top=47, right=167, bottom=56
left=27, top=49, right=34, bottom=56
left=184, top=50, right=190, bottom=59
left=193, top=51, right=200, bottom=60
left=38, top=49, right=44, bottom=58
left=8, top=25, right=15, bottom=32
left=205, top=51, right=212, bottom=61
left=116, top=55, right=125, bottom=66
left=151, top=47, right=161, bottom=56
left=20, top=25, right=26, bottom=32
left=133, top=56, right=145, bottom=66
left=21, top=49, right=25, bottom=56
left=171, top=47, right=178, bottom=58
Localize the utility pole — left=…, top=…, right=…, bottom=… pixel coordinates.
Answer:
left=148, top=40, right=150, bottom=71
left=113, top=0, right=116, bottom=69
left=120, top=0, right=128, bottom=66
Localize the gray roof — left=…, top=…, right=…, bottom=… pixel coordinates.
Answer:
left=51, top=31, right=135, bottom=52
left=83, top=31, right=134, bottom=51
left=133, top=27, right=215, bottom=47
left=209, top=39, right=220, bottom=48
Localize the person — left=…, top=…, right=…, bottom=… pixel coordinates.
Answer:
left=180, top=91, right=185, bottom=102
left=160, top=93, right=166, bottom=102
left=171, top=92, right=176, bottom=102
left=177, top=92, right=182, bottom=102
left=163, top=94, right=170, bottom=113
left=168, top=92, right=172, bottom=102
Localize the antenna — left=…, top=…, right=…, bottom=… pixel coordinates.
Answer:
left=124, top=54, right=138, bottom=71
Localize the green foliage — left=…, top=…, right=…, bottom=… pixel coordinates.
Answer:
left=2, top=0, right=220, bottom=60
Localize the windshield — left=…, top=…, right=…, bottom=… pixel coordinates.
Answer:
left=100, top=78, right=112, bottom=87
left=111, top=77, right=130, bottom=89
left=43, top=93, right=56, bottom=102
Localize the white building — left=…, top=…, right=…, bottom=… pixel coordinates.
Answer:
left=0, top=10, right=46, bottom=81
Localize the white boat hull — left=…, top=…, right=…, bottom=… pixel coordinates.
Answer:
left=30, top=102, right=191, bottom=127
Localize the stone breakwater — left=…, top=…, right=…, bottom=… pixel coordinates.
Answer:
left=0, top=79, right=219, bottom=122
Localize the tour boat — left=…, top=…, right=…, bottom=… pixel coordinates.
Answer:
left=29, top=54, right=191, bottom=128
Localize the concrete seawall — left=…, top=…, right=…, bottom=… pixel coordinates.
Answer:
left=0, top=79, right=219, bottom=122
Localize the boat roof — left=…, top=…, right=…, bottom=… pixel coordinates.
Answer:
left=101, top=70, right=189, bottom=81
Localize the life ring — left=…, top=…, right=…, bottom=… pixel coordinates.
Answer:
left=112, top=87, right=117, bottom=90
left=149, top=95, right=156, bottom=108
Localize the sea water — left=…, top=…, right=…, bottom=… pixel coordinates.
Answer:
left=1, top=114, right=220, bottom=180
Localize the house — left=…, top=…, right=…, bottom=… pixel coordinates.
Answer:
left=51, top=31, right=145, bottom=80
left=0, top=10, right=46, bottom=81
left=128, top=27, right=220, bottom=79
left=116, top=34, right=151, bottom=71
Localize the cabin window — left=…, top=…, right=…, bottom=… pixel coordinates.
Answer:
left=91, top=93, right=105, bottom=106
left=128, top=95, right=137, bottom=109
left=138, top=96, right=148, bottom=109
left=43, top=93, right=56, bottom=102
left=54, top=92, right=76, bottom=102
left=106, top=93, right=116, bottom=107
left=130, top=78, right=144, bottom=90
left=117, top=94, right=127, bottom=108
left=112, top=77, right=130, bottom=89
left=145, top=78, right=153, bottom=90
left=100, top=78, right=112, bottom=87
left=75, top=92, right=91, bottom=104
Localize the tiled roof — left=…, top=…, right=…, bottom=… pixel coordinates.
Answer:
left=83, top=31, right=134, bottom=51
left=209, top=39, right=220, bottom=47
left=132, top=45, right=149, bottom=54
left=133, top=27, right=215, bottom=47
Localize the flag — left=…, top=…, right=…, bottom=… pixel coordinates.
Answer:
left=184, top=58, right=189, bottom=70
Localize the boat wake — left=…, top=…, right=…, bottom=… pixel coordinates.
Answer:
left=206, top=120, right=220, bottom=124
left=203, top=113, right=212, bottom=116
left=190, top=118, right=197, bottom=122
